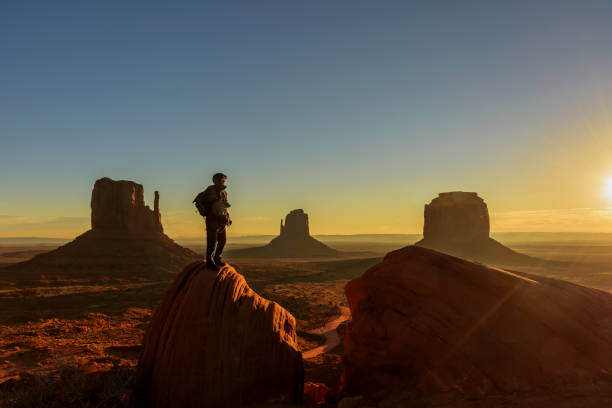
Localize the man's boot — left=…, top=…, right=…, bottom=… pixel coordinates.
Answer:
left=213, top=253, right=226, bottom=268
left=205, top=246, right=220, bottom=271
left=206, top=255, right=220, bottom=271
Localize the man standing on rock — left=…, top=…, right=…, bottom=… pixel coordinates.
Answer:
left=193, top=173, right=231, bottom=270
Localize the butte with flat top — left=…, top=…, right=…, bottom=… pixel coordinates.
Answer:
left=416, top=191, right=535, bottom=265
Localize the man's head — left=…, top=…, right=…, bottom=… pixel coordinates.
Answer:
left=212, top=172, right=227, bottom=187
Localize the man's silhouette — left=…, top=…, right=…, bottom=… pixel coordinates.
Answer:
left=195, top=172, right=231, bottom=270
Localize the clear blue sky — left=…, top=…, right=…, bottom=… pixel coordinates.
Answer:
left=1, top=1, right=612, bottom=237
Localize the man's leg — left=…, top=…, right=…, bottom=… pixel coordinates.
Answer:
left=213, top=226, right=227, bottom=267
left=205, top=218, right=220, bottom=270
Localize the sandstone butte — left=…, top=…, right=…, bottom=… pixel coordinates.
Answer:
left=416, top=192, right=535, bottom=266
left=341, top=245, right=612, bottom=404
left=3, top=177, right=198, bottom=281
left=228, top=209, right=339, bottom=258
left=134, top=261, right=304, bottom=408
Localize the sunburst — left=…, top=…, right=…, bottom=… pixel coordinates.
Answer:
left=606, top=178, right=612, bottom=199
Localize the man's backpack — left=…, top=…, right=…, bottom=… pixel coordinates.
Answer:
left=193, top=191, right=212, bottom=217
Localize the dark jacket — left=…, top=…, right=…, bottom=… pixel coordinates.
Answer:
left=203, top=185, right=230, bottom=222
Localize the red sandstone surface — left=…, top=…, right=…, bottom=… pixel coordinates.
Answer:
left=342, top=245, right=612, bottom=405
left=134, top=262, right=304, bottom=408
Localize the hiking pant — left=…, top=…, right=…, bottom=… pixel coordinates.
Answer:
left=206, top=216, right=227, bottom=259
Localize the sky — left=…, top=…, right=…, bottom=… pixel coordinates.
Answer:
left=1, top=1, right=612, bottom=238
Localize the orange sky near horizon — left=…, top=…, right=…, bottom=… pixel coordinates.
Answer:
left=3, top=111, right=612, bottom=239
left=3, top=207, right=612, bottom=239
left=3, top=140, right=612, bottom=238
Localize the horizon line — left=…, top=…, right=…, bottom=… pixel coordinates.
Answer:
left=5, top=231, right=612, bottom=241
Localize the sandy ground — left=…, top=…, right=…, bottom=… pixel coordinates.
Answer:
left=2, top=240, right=612, bottom=406
left=0, top=246, right=60, bottom=268
left=0, top=308, right=149, bottom=383
left=302, top=306, right=350, bottom=359
left=0, top=250, right=380, bottom=390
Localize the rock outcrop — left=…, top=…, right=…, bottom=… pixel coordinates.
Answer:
left=422, top=192, right=489, bottom=242
left=341, top=246, right=612, bottom=404
left=3, top=178, right=198, bottom=281
left=280, top=209, right=310, bottom=238
left=134, top=262, right=304, bottom=408
left=91, top=177, right=162, bottom=233
left=228, top=209, right=340, bottom=258
left=416, top=192, right=535, bottom=265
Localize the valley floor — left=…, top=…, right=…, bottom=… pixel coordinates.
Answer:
left=1, top=240, right=612, bottom=406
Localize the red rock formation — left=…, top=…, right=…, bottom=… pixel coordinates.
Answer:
left=341, top=246, right=612, bottom=403
left=229, top=209, right=339, bottom=258
left=280, top=209, right=310, bottom=238
left=422, top=192, right=489, bottom=242
left=91, top=177, right=162, bottom=233
left=134, top=262, right=304, bottom=408
left=4, top=178, right=198, bottom=281
left=303, top=382, right=328, bottom=405
left=416, top=192, right=535, bottom=265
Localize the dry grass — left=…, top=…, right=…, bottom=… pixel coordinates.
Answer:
left=0, top=309, right=148, bottom=384
left=0, top=364, right=134, bottom=408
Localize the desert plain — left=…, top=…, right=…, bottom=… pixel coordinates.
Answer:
left=2, top=232, right=612, bottom=407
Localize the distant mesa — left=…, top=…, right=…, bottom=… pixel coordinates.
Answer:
left=415, top=191, right=535, bottom=265
left=135, top=262, right=303, bottom=407
left=342, top=246, right=612, bottom=404
left=228, top=209, right=340, bottom=258
left=3, top=177, right=198, bottom=281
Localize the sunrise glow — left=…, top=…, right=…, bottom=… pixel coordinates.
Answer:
left=606, top=178, right=612, bottom=200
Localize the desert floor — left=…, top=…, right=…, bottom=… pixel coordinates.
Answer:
left=1, top=237, right=612, bottom=406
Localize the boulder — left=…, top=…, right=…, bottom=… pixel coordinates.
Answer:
left=416, top=192, right=534, bottom=265
left=134, top=262, right=304, bottom=408
left=303, top=381, right=328, bottom=405
left=341, top=246, right=612, bottom=403
left=228, top=209, right=340, bottom=258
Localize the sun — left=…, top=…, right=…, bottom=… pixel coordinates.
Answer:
left=606, top=178, right=612, bottom=199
